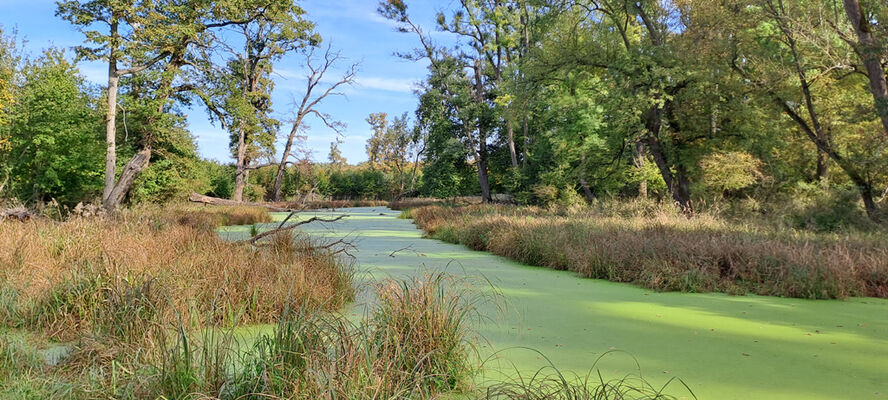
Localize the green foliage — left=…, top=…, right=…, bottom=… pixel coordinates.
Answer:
left=0, top=50, right=103, bottom=205
left=699, top=152, right=764, bottom=193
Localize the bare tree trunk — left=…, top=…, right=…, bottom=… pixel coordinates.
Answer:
left=102, top=18, right=121, bottom=205
left=271, top=122, right=301, bottom=202
left=233, top=122, right=248, bottom=202
left=634, top=141, right=647, bottom=198
left=506, top=120, right=519, bottom=169
left=103, top=74, right=120, bottom=204
left=843, top=0, right=888, bottom=138
left=103, top=148, right=151, bottom=209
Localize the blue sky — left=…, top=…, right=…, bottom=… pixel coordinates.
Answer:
left=0, top=0, right=453, bottom=164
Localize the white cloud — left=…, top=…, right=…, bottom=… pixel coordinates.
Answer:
left=356, top=76, right=415, bottom=93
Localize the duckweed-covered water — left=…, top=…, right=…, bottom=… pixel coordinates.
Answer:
left=219, top=207, right=888, bottom=400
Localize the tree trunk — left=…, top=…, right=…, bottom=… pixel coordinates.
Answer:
left=816, top=149, right=829, bottom=184
left=522, top=116, right=530, bottom=168
left=272, top=116, right=305, bottom=202
left=634, top=141, right=648, bottom=198
left=103, top=67, right=120, bottom=203
left=477, top=156, right=492, bottom=203
left=189, top=192, right=295, bottom=212
left=477, top=134, right=492, bottom=203
left=506, top=119, right=519, bottom=169
left=103, top=148, right=150, bottom=210
left=641, top=105, right=692, bottom=214
left=579, top=178, right=595, bottom=202
left=843, top=0, right=888, bottom=138
left=233, top=121, right=248, bottom=202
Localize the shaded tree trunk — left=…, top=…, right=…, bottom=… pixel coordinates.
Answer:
left=642, top=106, right=692, bottom=214
left=843, top=0, right=888, bottom=138
left=634, top=141, right=647, bottom=198
left=816, top=150, right=829, bottom=184
left=477, top=136, right=492, bottom=203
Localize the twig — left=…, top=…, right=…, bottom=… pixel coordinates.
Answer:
left=389, top=245, right=415, bottom=257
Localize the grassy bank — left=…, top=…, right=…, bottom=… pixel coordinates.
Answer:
left=405, top=204, right=888, bottom=299
left=0, top=205, right=355, bottom=397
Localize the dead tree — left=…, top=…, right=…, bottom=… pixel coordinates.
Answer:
left=271, top=45, right=357, bottom=202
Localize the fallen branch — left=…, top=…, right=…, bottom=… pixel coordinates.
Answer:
left=242, top=214, right=347, bottom=245
left=188, top=192, right=302, bottom=213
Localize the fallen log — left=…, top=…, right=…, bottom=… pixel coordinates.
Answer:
left=188, top=192, right=299, bottom=213
left=1, top=207, right=39, bottom=221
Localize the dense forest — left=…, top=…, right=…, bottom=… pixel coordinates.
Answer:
left=0, top=0, right=886, bottom=229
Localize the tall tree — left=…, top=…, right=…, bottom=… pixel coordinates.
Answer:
left=200, top=7, right=317, bottom=202
left=380, top=0, right=499, bottom=202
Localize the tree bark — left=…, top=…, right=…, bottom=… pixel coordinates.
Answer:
left=816, top=150, right=829, bottom=184
left=642, top=105, right=692, bottom=214
left=843, top=0, right=888, bottom=138
left=103, top=148, right=151, bottom=210
left=102, top=18, right=121, bottom=205
left=506, top=119, right=519, bottom=169
left=233, top=120, right=248, bottom=202
left=634, top=141, right=648, bottom=198
left=188, top=192, right=297, bottom=212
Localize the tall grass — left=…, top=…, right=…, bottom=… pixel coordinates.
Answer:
left=407, top=204, right=888, bottom=299
left=147, top=273, right=483, bottom=399
left=0, top=206, right=352, bottom=342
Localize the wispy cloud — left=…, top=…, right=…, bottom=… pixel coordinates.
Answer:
left=356, top=76, right=416, bottom=93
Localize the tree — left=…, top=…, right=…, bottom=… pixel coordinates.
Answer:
left=1, top=50, right=103, bottom=204
left=365, top=112, right=420, bottom=197
left=271, top=44, right=356, bottom=201
left=199, top=7, right=317, bottom=202
left=328, top=137, right=347, bottom=168
left=57, top=0, right=300, bottom=209
left=729, top=0, right=886, bottom=219
left=380, top=0, right=501, bottom=202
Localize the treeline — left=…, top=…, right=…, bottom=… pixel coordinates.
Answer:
left=376, top=0, right=888, bottom=223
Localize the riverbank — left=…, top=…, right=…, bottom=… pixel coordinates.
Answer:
left=405, top=204, right=888, bottom=299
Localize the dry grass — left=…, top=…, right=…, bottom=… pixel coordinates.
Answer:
left=408, top=204, right=888, bottom=299
left=0, top=205, right=352, bottom=342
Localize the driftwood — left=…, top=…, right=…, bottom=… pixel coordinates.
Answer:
left=188, top=192, right=300, bottom=213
